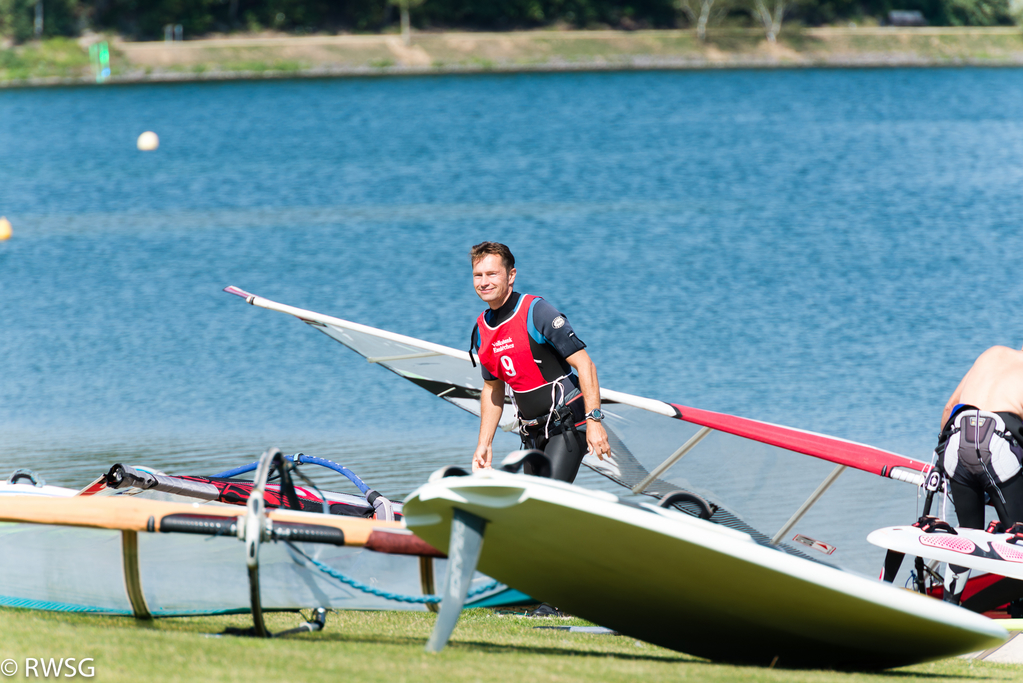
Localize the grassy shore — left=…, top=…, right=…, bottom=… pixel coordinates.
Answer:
left=0, top=606, right=1020, bottom=682
left=2, top=26, right=1023, bottom=87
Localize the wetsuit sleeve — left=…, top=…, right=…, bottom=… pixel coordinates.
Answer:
left=532, top=299, right=586, bottom=359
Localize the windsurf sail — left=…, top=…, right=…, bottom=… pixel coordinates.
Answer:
left=0, top=456, right=527, bottom=620
left=224, top=286, right=931, bottom=574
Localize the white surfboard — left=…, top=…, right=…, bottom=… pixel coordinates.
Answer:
left=404, top=470, right=1008, bottom=669
left=0, top=481, right=77, bottom=498
left=868, top=525, right=1023, bottom=581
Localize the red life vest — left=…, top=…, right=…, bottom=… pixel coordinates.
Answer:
left=475, top=294, right=549, bottom=394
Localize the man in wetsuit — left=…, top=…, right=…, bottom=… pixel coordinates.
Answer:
left=469, top=242, right=610, bottom=482
left=935, top=344, right=1023, bottom=602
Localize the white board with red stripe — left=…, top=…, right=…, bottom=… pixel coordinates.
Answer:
left=868, top=526, right=1023, bottom=580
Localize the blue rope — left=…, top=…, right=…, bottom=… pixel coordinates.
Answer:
left=211, top=454, right=371, bottom=495
left=291, top=545, right=502, bottom=605
left=292, top=454, right=371, bottom=495
left=211, top=462, right=261, bottom=478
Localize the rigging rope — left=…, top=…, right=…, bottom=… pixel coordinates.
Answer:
left=285, top=543, right=502, bottom=605
left=212, top=454, right=372, bottom=495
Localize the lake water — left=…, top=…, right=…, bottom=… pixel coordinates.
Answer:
left=3, top=69, right=1023, bottom=574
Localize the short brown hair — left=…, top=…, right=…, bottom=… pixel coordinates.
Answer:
left=470, top=242, right=515, bottom=271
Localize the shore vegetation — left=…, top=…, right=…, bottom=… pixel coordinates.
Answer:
left=0, top=34, right=86, bottom=80
left=4, top=26, right=1023, bottom=86
left=2, top=0, right=1023, bottom=45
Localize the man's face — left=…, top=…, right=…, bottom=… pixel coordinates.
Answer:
left=473, top=254, right=516, bottom=308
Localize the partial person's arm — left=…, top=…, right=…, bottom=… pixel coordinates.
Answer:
left=940, top=375, right=967, bottom=434
left=473, top=378, right=506, bottom=471
left=566, top=350, right=611, bottom=461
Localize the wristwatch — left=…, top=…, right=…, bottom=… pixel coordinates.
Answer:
left=584, top=408, right=604, bottom=422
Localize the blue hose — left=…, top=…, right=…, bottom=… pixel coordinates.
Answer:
left=211, top=454, right=371, bottom=494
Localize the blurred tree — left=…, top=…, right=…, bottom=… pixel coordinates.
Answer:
left=389, top=0, right=425, bottom=44
left=827, top=0, right=1012, bottom=25
left=1, top=0, right=79, bottom=41
left=0, top=0, right=34, bottom=39
left=6, top=0, right=1020, bottom=42
left=791, top=0, right=873, bottom=25
left=675, top=0, right=731, bottom=40
left=749, top=0, right=787, bottom=40
left=91, top=0, right=219, bottom=38
left=943, top=0, right=1011, bottom=24
left=415, top=0, right=678, bottom=30
left=1010, top=0, right=1023, bottom=23
left=208, top=0, right=391, bottom=34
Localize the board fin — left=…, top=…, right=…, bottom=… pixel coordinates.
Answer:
left=425, top=509, right=487, bottom=653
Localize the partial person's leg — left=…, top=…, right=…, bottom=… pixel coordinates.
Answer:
left=990, top=474, right=1023, bottom=525
left=948, top=481, right=987, bottom=529
left=945, top=480, right=986, bottom=604
left=544, top=427, right=586, bottom=483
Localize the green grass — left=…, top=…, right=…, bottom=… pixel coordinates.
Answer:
left=467, top=57, right=496, bottom=70
left=0, top=37, right=91, bottom=82
left=0, top=606, right=1020, bottom=682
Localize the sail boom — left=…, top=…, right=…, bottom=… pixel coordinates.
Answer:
left=669, top=403, right=931, bottom=482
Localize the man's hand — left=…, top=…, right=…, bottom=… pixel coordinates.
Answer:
left=586, top=420, right=611, bottom=461
left=472, top=444, right=493, bottom=472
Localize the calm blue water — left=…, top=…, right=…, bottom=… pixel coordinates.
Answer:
left=3, top=69, right=1023, bottom=519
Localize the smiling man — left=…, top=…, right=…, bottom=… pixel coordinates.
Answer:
left=469, top=242, right=610, bottom=482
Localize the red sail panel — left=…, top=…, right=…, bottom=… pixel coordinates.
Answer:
left=669, top=403, right=932, bottom=478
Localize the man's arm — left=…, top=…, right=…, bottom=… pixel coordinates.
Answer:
left=940, top=374, right=967, bottom=434
left=566, top=350, right=611, bottom=461
left=473, top=378, right=506, bottom=471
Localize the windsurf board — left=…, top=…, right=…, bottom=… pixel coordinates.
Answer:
left=868, top=525, right=1023, bottom=581
left=404, top=470, right=1008, bottom=669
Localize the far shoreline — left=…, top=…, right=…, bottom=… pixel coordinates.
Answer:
left=3, top=27, right=1023, bottom=88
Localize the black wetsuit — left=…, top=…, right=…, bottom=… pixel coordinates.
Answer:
left=936, top=404, right=1023, bottom=529
left=473, top=291, right=589, bottom=483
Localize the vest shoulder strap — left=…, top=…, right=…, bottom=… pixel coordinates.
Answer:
left=468, top=322, right=480, bottom=368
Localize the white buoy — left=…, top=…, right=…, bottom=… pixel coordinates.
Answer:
left=137, top=131, right=160, bottom=151
left=0, top=216, right=11, bottom=241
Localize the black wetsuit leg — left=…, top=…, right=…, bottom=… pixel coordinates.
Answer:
left=544, top=425, right=587, bottom=483
left=990, top=474, right=1023, bottom=525
left=950, top=476, right=1023, bottom=528
left=948, top=480, right=987, bottom=529
left=522, top=398, right=587, bottom=484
